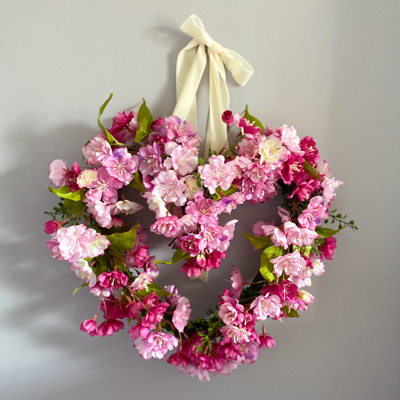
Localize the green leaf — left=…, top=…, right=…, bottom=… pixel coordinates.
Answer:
left=244, top=105, right=264, bottom=130
left=198, top=157, right=205, bottom=166
left=136, top=283, right=172, bottom=298
left=73, top=283, right=87, bottom=296
left=259, top=245, right=285, bottom=282
left=303, top=161, right=322, bottom=181
left=155, top=247, right=191, bottom=265
left=134, top=99, right=154, bottom=143
left=242, top=233, right=272, bottom=251
left=282, top=305, right=299, bottom=318
left=315, top=226, right=342, bottom=238
left=95, top=255, right=108, bottom=274
left=260, top=264, right=275, bottom=282
left=106, top=223, right=139, bottom=251
left=47, top=185, right=85, bottom=201
left=134, top=118, right=151, bottom=143
left=97, top=93, right=125, bottom=146
left=64, top=199, right=84, bottom=215
left=301, top=246, right=312, bottom=258
left=211, top=185, right=238, bottom=201
left=128, top=172, right=146, bottom=193
left=137, top=99, right=154, bottom=125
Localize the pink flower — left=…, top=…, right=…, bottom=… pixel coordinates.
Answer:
left=138, top=144, right=163, bottom=176
left=56, top=224, right=109, bottom=263
left=98, top=270, right=128, bottom=291
left=319, top=236, right=337, bottom=260
left=322, top=177, right=343, bottom=205
left=130, top=271, right=156, bottom=291
left=77, top=169, right=98, bottom=188
left=259, top=334, right=276, bottom=349
left=80, top=319, right=98, bottom=337
left=134, top=332, right=178, bottom=360
left=164, top=144, right=198, bottom=176
left=66, top=163, right=82, bottom=192
left=220, top=326, right=251, bottom=344
left=43, top=220, right=61, bottom=234
left=185, top=192, right=218, bottom=224
left=198, top=155, right=236, bottom=194
left=298, top=196, right=327, bottom=230
left=179, top=235, right=201, bottom=257
left=300, top=136, right=319, bottom=166
left=82, top=136, right=112, bottom=167
left=150, top=216, right=180, bottom=238
left=258, top=135, right=288, bottom=166
left=85, top=167, right=123, bottom=204
left=103, top=148, right=139, bottom=184
left=222, top=110, right=234, bottom=126
left=250, top=293, right=281, bottom=320
left=230, top=266, right=243, bottom=298
left=218, top=290, right=244, bottom=326
left=86, top=201, right=113, bottom=228
left=48, top=159, right=69, bottom=187
left=114, top=200, right=142, bottom=215
left=172, top=297, right=191, bottom=332
left=97, top=319, right=124, bottom=337
left=109, top=110, right=134, bottom=134
left=279, top=153, right=304, bottom=185
left=280, top=125, right=304, bottom=155
left=152, top=170, right=187, bottom=206
left=69, top=259, right=97, bottom=288
left=270, top=250, right=306, bottom=278
left=283, top=221, right=318, bottom=247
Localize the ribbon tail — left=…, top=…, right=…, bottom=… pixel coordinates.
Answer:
left=205, top=54, right=229, bottom=156
left=173, top=41, right=206, bottom=127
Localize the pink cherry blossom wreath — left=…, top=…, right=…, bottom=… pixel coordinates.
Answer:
left=44, top=95, right=357, bottom=381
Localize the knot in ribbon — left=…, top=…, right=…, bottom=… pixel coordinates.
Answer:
left=173, top=14, right=254, bottom=156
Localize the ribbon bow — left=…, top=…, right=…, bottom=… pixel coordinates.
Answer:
left=173, top=15, right=254, bottom=156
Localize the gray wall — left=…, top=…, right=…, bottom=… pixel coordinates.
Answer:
left=1, top=1, right=398, bottom=399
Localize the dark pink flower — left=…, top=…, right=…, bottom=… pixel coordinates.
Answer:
left=97, top=319, right=124, bottom=337
left=300, top=136, right=320, bottom=166
left=43, top=220, right=61, bottom=234
left=319, top=236, right=337, bottom=260
left=80, top=319, right=98, bottom=337
left=222, top=110, right=234, bottom=126
left=259, top=334, right=276, bottom=349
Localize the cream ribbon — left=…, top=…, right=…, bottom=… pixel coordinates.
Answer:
left=173, top=14, right=254, bottom=157
left=173, top=15, right=253, bottom=283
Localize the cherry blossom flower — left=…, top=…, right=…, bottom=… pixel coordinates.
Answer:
left=103, top=148, right=138, bottom=184
left=172, top=297, right=191, bottom=332
left=198, top=155, right=236, bottom=194
left=134, top=332, right=178, bottom=360
left=150, top=216, right=180, bottom=238
left=82, top=136, right=112, bottom=166
left=250, top=293, right=281, bottom=320
left=152, top=170, right=187, bottom=206
left=49, top=159, right=69, bottom=187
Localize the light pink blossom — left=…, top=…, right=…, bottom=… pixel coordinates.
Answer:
left=49, top=159, right=69, bottom=187
left=150, top=216, right=180, bottom=238
left=172, top=297, right=191, bottom=332
left=250, top=293, right=281, bottom=320
left=198, top=155, right=236, bottom=194
left=82, top=136, right=112, bottom=166
left=152, top=170, right=187, bottom=206
left=103, top=148, right=139, bottom=184
left=270, top=250, right=306, bottom=278
left=69, top=259, right=97, bottom=287
left=135, top=332, right=178, bottom=360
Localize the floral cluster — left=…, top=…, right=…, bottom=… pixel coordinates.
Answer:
left=44, top=97, right=355, bottom=381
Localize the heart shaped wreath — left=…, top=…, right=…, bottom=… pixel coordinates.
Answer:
left=44, top=16, right=356, bottom=381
